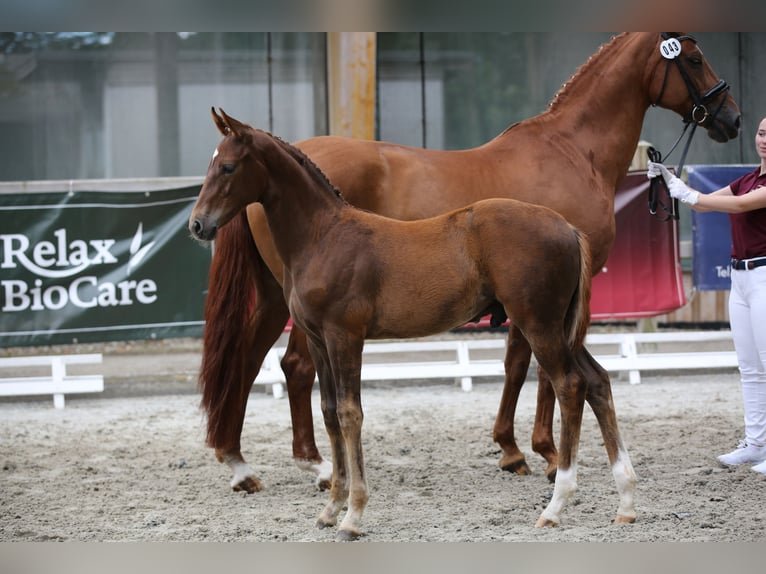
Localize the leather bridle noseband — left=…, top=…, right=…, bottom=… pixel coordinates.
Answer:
left=648, top=33, right=731, bottom=221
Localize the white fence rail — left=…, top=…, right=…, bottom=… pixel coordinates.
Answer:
left=255, top=331, right=738, bottom=397
left=0, top=354, right=104, bottom=408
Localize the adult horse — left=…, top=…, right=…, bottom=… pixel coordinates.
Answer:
left=190, top=113, right=636, bottom=539
left=199, top=33, right=740, bottom=493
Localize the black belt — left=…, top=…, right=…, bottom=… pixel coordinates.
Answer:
left=731, top=257, right=766, bottom=270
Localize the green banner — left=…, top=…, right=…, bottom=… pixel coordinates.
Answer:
left=0, top=178, right=211, bottom=347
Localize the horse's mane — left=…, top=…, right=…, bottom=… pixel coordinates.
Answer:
left=260, top=129, right=348, bottom=205
left=547, top=32, right=628, bottom=112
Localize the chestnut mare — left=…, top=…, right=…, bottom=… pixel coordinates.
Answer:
left=200, top=33, right=741, bottom=494
left=190, top=111, right=636, bottom=538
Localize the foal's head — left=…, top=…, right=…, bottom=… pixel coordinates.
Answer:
left=189, top=108, right=274, bottom=242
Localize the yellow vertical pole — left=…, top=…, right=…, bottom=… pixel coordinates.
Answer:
left=326, top=32, right=376, bottom=140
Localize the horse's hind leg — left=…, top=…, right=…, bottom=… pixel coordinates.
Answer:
left=281, top=328, right=332, bottom=489
left=578, top=347, right=637, bottom=524
left=216, top=290, right=290, bottom=493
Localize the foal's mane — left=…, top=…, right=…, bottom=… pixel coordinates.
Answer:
left=262, top=130, right=348, bottom=205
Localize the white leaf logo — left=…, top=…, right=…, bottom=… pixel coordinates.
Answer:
left=128, top=222, right=155, bottom=275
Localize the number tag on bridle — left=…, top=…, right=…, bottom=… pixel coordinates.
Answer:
left=660, top=38, right=682, bottom=59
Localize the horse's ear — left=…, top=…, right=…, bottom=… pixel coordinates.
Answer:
left=211, top=107, right=230, bottom=136
left=219, top=108, right=249, bottom=140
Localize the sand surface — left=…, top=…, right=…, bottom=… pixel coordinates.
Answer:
left=3, top=361, right=765, bottom=542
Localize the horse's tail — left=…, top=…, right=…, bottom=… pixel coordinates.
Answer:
left=199, top=210, right=260, bottom=450
left=565, top=227, right=592, bottom=352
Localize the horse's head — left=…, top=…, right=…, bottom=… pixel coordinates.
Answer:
left=648, top=33, right=740, bottom=143
left=189, top=108, right=270, bottom=242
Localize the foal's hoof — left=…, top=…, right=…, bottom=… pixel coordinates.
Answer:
left=534, top=517, right=559, bottom=528
left=232, top=476, right=264, bottom=493
left=316, top=476, right=332, bottom=491
left=499, top=455, right=531, bottom=476
left=614, top=514, right=636, bottom=524
left=336, top=529, right=362, bottom=542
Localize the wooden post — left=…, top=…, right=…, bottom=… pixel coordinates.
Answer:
left=326, top=32, right=376, bottom=139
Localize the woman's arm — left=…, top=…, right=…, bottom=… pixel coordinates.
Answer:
left=692, top=185, right=766, bottom=213
left=647, top=161, right=766, bottom=214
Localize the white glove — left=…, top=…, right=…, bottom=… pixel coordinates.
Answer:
left=646, top=161, right=674, bottom=184
left=647, top=161, right=699, bottom=205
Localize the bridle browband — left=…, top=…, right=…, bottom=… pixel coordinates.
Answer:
left=648, top=33, right=731, bottom=221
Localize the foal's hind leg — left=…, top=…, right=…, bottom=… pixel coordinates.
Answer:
left=578, top=347, right=636, bottom=524
left=281, top=328, right=332, bottom=490
left=534, top=361, right=587, bottom=527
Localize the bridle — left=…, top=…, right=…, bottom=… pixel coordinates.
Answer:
left=648, top=33, right=731, bottom=221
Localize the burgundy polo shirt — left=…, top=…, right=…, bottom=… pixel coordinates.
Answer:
left=728, top=166, right=766, bottom=260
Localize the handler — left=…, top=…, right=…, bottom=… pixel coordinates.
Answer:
left=648, top=116, right=766, bottom=475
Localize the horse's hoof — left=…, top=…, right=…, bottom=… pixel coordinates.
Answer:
left=499, top=456, right=531, bottom=476
left=535, top=517, right=559, bottom=528
left=614, top=514, right=636, bottom=524
left=545, top=464, right=557, bottom=483
left=232, top=476, right=264, bottom=493
left=316, top=477, right=332, bottom=491
left=336, top=529, right=362, bottom=542
left=316, top=518, right=336, bottom=530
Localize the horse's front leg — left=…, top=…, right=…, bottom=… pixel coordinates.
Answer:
left=494, top=327, right=533, bottom=475
left=578, top=347, right=636, bottom=524
left=535, top=365, right=586, bottom=527
left=281, top=328, right=332, bottom=490
left=533, top=366, right=559, bottom=482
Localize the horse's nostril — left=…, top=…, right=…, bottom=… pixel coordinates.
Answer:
left=191, top=218, right=203, bottom=237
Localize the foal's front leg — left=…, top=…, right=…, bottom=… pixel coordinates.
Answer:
left=322, top=339, right=368, bottom=541
left=311, top=347, right=349, bottom=531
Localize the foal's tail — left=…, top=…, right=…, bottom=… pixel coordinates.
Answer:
left=199, top=210, right=259, bottom=450
left=565, top=227, right=592, bottom=352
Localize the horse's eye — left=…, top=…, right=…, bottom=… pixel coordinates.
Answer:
left=221, top=163, right=236, bottom=175
left=687, top=56, right=703, bottom=68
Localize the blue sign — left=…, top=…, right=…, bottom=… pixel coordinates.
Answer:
left=687, top=165, right=756, bottom=290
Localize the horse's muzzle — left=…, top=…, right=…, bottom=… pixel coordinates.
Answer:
left=189, top=215, right=218, bottom=242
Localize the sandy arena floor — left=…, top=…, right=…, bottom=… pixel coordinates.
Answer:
left=2, top=356, right=765, bottom=542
